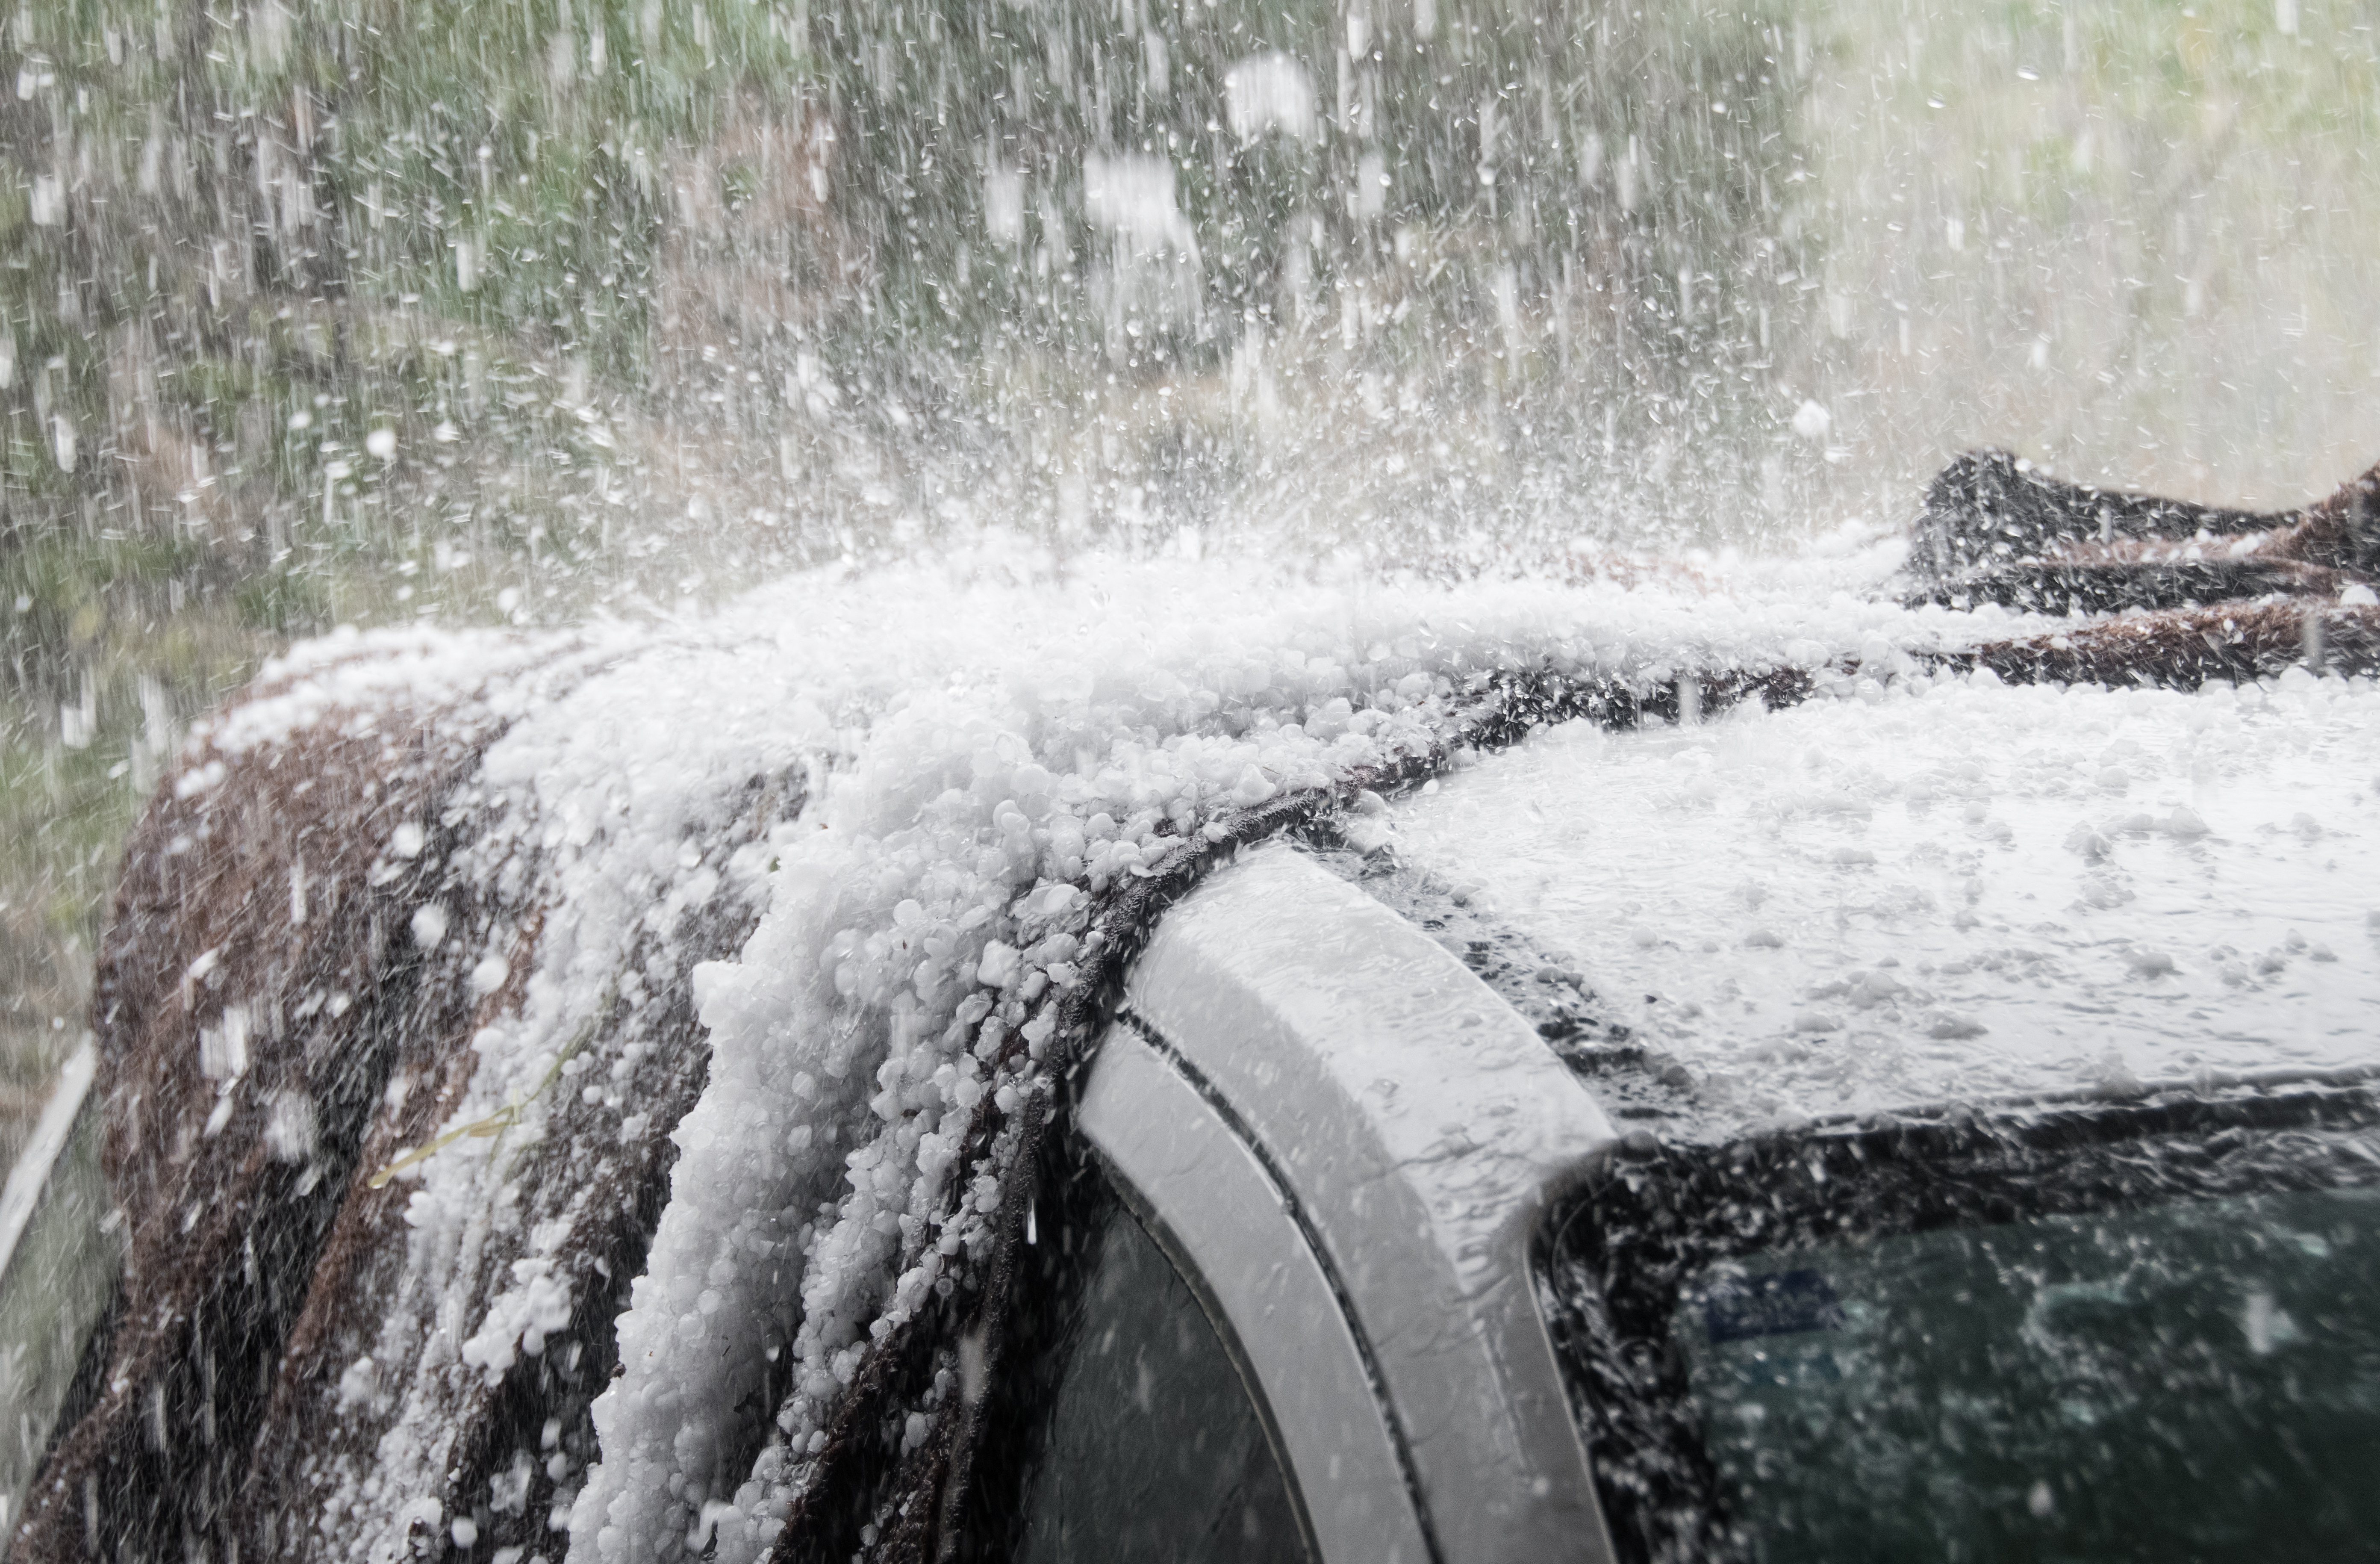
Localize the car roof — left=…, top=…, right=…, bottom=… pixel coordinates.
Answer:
left=1385, top=670, right=2380, bottom=1136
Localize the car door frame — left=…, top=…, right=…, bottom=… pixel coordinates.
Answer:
left=1077, top=843, right=1623, bottom=1564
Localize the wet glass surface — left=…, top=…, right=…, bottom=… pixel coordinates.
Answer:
left=1679, top=1186, right=2380, bottom=1562
left=1010, top=1168, right=1309, bottom=1564
left=1536, top=1084, right=2380, bottom=1564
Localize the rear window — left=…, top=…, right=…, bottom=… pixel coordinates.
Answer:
left=1537, top=1080, right=2380, bottom=1564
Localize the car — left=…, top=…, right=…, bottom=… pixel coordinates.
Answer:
left=945, top=666, right=2380, bottom=1562
left=6, top=523, right=2376, bottom=1562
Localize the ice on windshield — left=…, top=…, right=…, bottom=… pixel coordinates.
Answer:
left=1388, top=670, right=2380, bottom=1127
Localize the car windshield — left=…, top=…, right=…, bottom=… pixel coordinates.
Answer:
left=1679, top=1184, right=2380, bottom=1562
left=1537, top=1081, right=2380, bottom=1564
left=1388, top=678, right=2380, bottom=1136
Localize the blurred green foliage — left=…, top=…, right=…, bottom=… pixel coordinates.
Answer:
left=0, top=0, right=2370, bottom=1154
left=0, top=0, right=821, bottom=1138
left=1797, top=0, right=2380, bottom=508
left=810, top=0, right=1814, bottom=478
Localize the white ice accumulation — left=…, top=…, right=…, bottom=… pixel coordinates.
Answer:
left=214, top=542, right=2031, bottom=1561
left=1392, top=666, right=2380, bottom=1128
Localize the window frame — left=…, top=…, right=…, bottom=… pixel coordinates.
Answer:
left=1075, top=1012, right=1434, bottom=1564
left=974, top=1115, right=1320, bottom=1564
left=1534, top=1075, right=2380, bottom=1564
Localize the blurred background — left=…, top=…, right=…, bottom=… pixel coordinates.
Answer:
left=0, top=0, right=2374, bottom=1163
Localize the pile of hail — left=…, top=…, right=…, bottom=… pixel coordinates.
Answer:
left=29, top=535, right=2365, bottom=1564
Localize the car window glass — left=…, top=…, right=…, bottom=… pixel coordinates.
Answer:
left=1011, top=1172, right=1311, bottom=1564
left=1679, top=1184, right=2380, bottom=1562
left=1537, top=1086, right=2380, bottom=1564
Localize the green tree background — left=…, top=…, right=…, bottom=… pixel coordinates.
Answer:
left=0, top=0, right=2373, bottom=1157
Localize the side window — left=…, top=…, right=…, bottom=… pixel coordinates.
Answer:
left=1007, top=1162, right=1311, bottom=1564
